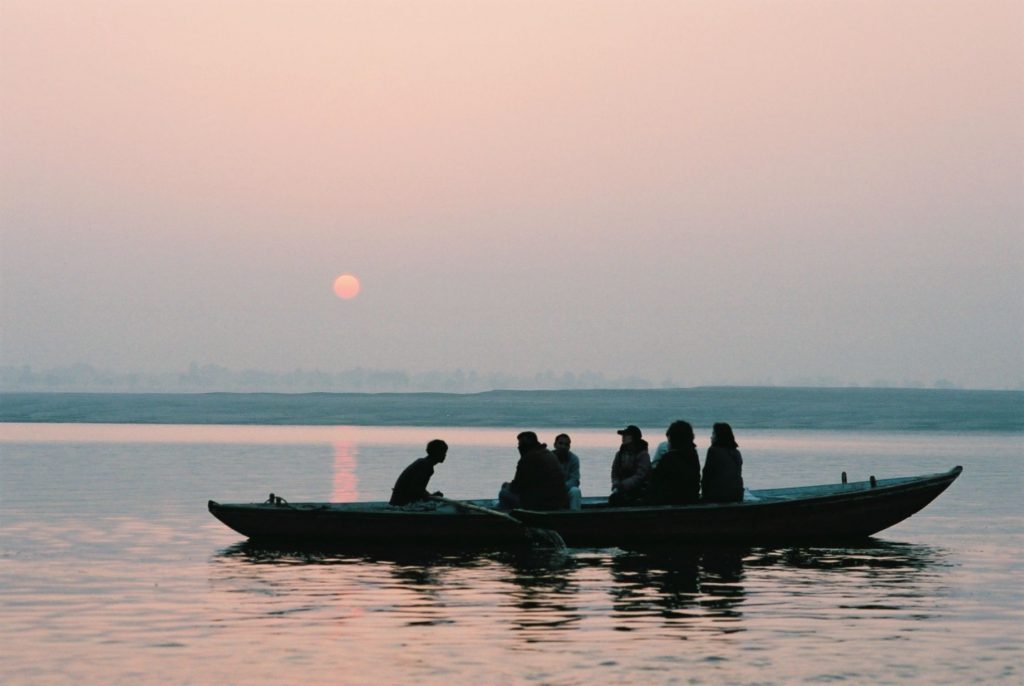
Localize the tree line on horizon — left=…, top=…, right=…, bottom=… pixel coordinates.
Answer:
left=0, top=363, right=668, bottom=393
left=0, top=363, right=991, bottom=393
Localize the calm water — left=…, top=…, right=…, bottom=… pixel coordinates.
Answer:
left=1, top=423, right=1021, bottom=685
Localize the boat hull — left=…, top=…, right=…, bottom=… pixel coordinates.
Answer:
left=208, top=500, right=531, bottom=545
left=209, top=467, right=962, bottom=547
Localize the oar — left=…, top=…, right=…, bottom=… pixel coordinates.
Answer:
left=431, top=495, right=566, bottom=548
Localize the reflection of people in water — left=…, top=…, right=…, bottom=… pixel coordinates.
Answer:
left=389, top=439, right=448, bottom=506
left=604, top=542, right=945, bottom=634
left=609, top=546, right=748, bottom=627
left=698, top=547, right=747, bottom=617
left=610, top=548, right=700, bottom=611
left=217, top=540, right=942, bottom=644
left=501, top=548, right=581, bottom=635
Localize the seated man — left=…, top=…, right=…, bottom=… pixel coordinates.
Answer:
left=498, top=431, right=570, bottom=511
left=389, top=439, right=447, bottom=506
left=552, top=433, right=583, bottom=510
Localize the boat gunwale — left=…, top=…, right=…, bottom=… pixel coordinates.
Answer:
left=209, top=466, right=962, bottom=516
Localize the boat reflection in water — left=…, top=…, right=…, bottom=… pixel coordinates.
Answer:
left=500, top=547, right=582, bottom=639
left=214, top=539, right=947, bottom=640
left=602, top=541, right=948, bottom=634
left=608, top=546, right=747, bottom=632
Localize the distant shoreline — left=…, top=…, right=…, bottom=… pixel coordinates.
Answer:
left=2, top=388, right=1021, bottom=432
left=4, top=364, right=1016, bottom=395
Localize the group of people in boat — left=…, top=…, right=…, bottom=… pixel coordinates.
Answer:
left=613, top=421, right=745, bottom=506
left=389, top=422, right=744, bottom=510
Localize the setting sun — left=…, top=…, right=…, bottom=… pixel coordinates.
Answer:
left=333, top=274, right=361, bottom=300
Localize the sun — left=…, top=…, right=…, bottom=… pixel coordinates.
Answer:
left=333, top=274, right=361, bottom=300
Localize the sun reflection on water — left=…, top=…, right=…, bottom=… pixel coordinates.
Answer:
left=331, top=440, right=359, bottom=502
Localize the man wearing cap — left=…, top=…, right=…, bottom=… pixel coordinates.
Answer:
left=609, top=425, right=652, bottom=506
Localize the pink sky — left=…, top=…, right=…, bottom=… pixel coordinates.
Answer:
left=1, top=1, right=1021, bottom=388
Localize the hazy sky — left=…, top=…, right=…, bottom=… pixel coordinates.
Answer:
left=1, top=1, right=1021, bottom=389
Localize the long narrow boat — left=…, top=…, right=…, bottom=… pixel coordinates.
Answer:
left=208, top=466, right=962, bottom=547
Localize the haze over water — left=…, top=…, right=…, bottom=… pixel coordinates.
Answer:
left=2, top=1, right=1021, bottom=390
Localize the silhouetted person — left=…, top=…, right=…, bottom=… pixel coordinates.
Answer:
left=649, top=420, right=701, bottom=505
left=389, top=439, right=447, bottom=506
left=552, top=433, right=582, bottom=510
left=498, top=431, right=570, bottom=510
left=609, top=425, right=651, bottom=506
left=702, top=423, right=744, bottom=503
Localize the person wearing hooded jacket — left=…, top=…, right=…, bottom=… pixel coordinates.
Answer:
left=498, top=431, right=570, bottom=510
left=609, top=425, right=651, bottom=506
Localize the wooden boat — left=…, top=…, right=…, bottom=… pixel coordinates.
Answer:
left=208, top=466, right=962, bottom=547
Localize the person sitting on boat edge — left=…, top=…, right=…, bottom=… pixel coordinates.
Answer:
left=648, top=420, right=701, bottom=505
left=702, top=423, right=744, bottom=503
left=389, top=439, right=448, bottom=506
left=552, top=432, right=582, bottom=510
left=608, top=425, right=651, bottom=506
left=498, top=431, right=570, bottom=511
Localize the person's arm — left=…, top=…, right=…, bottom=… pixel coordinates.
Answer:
left=702, top=448, right=716, bottom=480
left=689, top=447, right=702, bottom=486
left=413, top=461, right=435, bottom=500
left=566, top=453, right=581, bottom=489
left=651, top=441, right=668, bottom=467
left=610, top=453, right=621, bottom=491
left=509, top=457, right=526, bottom=492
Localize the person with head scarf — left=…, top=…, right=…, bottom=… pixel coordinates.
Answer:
left=702, top=423, right=744, bottom=503
left=649, top=420, right=701, bottom=505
